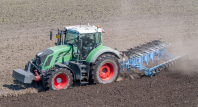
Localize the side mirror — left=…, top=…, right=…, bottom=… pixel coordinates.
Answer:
left=50, top=31, right=52, bottom=40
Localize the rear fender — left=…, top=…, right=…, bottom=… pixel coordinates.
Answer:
left=89, top=48, right=120, bottom=63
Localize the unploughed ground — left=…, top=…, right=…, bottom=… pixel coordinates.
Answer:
left=0, top=0, right=198, bottom=106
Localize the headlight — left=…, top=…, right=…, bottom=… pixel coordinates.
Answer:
left=39, top=63, right=43, bottom=67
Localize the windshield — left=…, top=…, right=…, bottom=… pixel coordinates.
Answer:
left=64, top=30, right=78, bottom=45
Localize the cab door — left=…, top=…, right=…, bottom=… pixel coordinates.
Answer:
left=80, top=33, right=101, bottom=60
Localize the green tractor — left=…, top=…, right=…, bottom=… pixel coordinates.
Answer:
left=12, top=24, right=120, bottom=90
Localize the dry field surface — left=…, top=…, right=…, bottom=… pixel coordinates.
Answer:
left=0, top=0, right=198, bottom=106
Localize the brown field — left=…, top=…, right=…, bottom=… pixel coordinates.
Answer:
left=0, top=0, right=198, bottom=106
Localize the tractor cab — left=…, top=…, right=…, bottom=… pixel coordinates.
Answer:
left=51, top=24, right=105, bottom=61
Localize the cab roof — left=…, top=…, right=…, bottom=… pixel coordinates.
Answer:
left=64, top=25, right=103, bottom=34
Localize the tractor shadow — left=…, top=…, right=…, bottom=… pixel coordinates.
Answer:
left=3, top=80, right=94, bottom=93
left=3, top=80, right=42, bottom=92
left=71, top=80, right=93, bottom=88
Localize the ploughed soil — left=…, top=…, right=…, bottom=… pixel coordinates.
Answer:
left=0, top=71, right=198, bottom=107
left=0, top=0, right=198, bottom=106
left=0, top=70, right=198, bottom=107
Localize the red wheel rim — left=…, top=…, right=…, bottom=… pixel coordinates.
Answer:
left=53, top=74, right=67, bottom=89
left=99, top=63, right=114, bottom=81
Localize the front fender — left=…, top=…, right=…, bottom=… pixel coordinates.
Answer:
left=54, top=63, right=76, bottom=79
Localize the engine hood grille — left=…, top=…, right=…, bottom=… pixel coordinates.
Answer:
left=36, top=49, right=54, bottom=66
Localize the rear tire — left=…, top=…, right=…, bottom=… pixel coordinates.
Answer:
left=44, top=68, right=73, bottom=90
left=90, top=54, right=120, bottom=84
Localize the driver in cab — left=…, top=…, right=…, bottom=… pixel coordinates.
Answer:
left=82, top=34, right=93, bottom=47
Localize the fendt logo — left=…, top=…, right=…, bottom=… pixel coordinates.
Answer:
left=37, top=52, right=43, bottom=56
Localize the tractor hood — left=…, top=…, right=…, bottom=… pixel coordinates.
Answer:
left=36, top=45, right=72, bottom=66
left=48, top=45, right=71, bottom=53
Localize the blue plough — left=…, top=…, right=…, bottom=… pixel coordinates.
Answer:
left=120, top=39, right=188, bottom=77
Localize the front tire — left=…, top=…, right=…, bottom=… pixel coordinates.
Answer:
left=91, top=54, right=120, bottom=84
left=44, top=68, right=73, bottom=90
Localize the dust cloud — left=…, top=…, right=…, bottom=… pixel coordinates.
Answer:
left=169, top=37, right=198, bottom=75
